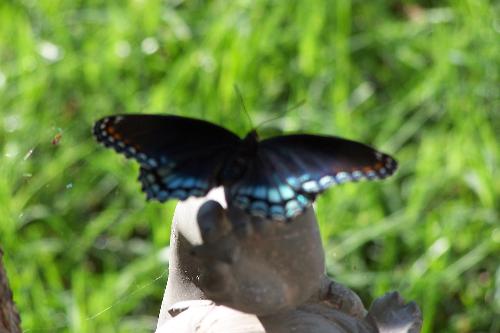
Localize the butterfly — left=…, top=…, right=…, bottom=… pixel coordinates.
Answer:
left=93, top=114, right=397, bottom=221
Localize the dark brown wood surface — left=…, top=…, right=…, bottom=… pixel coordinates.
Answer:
left=0, top=248, right=21, bottom=333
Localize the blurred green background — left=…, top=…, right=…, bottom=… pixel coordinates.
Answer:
left=1, top=0, right=498, bottom=332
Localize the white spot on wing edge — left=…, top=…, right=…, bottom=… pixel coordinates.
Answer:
left=335, top=172, right=351, bottom=184
left=319, top=175, right=335, bottom=188
left=351, top=170, right=363, bottom=180
left=302, top=180, right=320, bottom=193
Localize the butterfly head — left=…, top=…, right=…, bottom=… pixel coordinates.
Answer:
left=242, top=129, right=259, bottom=144
left=238, top=129, right=260, bottom=158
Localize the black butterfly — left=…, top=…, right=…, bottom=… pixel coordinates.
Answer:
left=93, top=114, right=397, bottom=221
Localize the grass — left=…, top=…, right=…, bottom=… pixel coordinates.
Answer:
left=0, top=0, right=498, bottom=332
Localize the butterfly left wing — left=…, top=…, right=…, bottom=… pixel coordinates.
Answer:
left=229, top=134, right=397, bottom=221
left=93, top=114, right=242, bottom=202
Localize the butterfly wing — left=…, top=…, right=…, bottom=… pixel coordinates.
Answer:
left=229, top=134, right=397, bottom=221
left=228, top=155, right=315, bottom=221
left=93, top=114, right=242, bottom=201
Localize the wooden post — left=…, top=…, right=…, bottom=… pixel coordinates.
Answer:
left=0, top=248, right=21, bottom=333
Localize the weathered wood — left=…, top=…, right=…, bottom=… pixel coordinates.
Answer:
left=0, top=248, right=21, bottom=333
left=156, top=188, right=422, bottom=332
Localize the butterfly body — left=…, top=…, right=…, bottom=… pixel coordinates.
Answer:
left=93, top=114, right=397, bottom=221
left=219, top=130, right=259, bottom=184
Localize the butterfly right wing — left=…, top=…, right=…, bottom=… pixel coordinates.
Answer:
left=93, top=114, right=242, bottom=202
left=228, top=134, right=397, bottom=221
left=228, top=154, right=314, bottom=221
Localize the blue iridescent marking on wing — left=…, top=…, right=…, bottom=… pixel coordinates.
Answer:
left=268, top=188, right=281, bottom=203
left=278, top=184, right=295, bottom=201
left=296, top=194, right=309, bottom=207
left=182, top=177, right=196, bottom=188
left=138, top=167, right=214, bottom=202
left=253, top=186, right=267, bottom=200
left=270, top=205, right=286, bottom=221
left=285, top=177, right=301, bottom=190
left=285, top=200, right=302, bottom=218
left=167, top=176, right=183, bottom=189
left=250, top=201, right=268, bottom=217
left=229, top=154, right=314, bottom=221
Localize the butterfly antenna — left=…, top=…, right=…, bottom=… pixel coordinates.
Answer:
left=234, top=85, right=254, bottom=129
left=255, top=99, right=306, bottom=130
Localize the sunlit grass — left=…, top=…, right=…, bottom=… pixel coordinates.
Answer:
left=1, top=1, right=498, bottom=332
